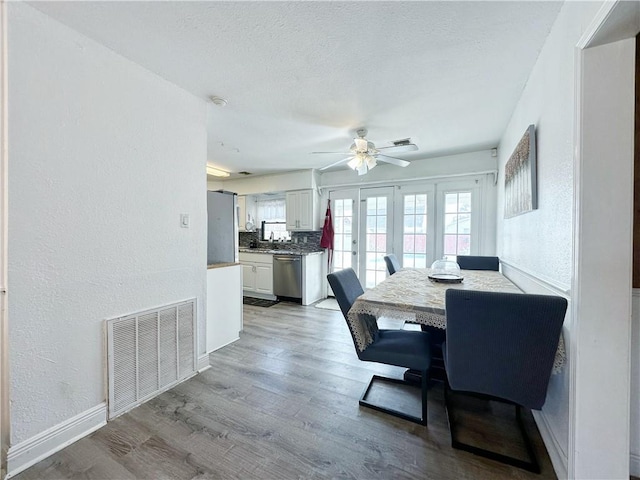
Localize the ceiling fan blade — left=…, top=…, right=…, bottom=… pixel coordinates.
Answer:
left=376, top=143, right=418, bottom=154
left=376, top=154, right=410, bottom=167
left=311, top=151, right=350, bottom=155
left=319, top=156, right=354, bottom=171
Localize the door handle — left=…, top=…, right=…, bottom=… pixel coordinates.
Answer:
left=352, top=251, right=357, bottom=256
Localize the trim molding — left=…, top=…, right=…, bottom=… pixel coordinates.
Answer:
left=632, top=291, right=640, bottom=476
left=6, top=403, right=107, bottom=478
left=197, top=354, right=211, bottom=372
left=631, top=453, right=640, bottom=477
left=500, top=260, right=571, bottom=298
left=0, top=1, right=9, bottom=477
left=319, top=170, right=498, bottom=190
left=532, top=410, right=568, bottom=479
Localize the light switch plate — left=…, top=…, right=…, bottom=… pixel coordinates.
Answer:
left=180, top=214, right=189, bottom=228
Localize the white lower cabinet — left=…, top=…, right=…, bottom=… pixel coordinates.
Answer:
left=255, top=264, right=273, bottom=294
left=242, top=263, right=255, bottom=291
left=239, top=252, right=274, bottom=299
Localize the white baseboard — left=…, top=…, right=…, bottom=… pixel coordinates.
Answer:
left=6, top=402, right=107, bottom=478
left=631, top=453, right=640, bottom=477
left=532, top=410, right=568, bottom=479
left=197, top=354, right=211, bottom=372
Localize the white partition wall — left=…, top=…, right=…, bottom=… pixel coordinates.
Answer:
left=0, top=1, right=8, bottom=476
left=571, top=35, right=635, bottom=480
left=6, top=3, right=207, bottom=476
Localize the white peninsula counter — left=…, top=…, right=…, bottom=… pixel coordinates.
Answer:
left=206, top=262, right=243, bottom=353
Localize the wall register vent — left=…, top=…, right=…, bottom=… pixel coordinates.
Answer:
left=106, top=299, right=197, bottom=419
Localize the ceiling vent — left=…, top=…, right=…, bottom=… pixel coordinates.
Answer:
left=392, top=138, right=412, bottom=146
left=238, top=171, right=252, bottom=176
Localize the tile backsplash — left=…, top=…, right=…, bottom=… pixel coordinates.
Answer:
left=239, top=230, right=323, bottom=253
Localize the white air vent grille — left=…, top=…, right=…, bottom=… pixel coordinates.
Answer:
left=107, top=299, right=197, bottom=419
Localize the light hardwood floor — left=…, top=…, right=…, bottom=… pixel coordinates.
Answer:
left=15, top=302, right=558, bottom=479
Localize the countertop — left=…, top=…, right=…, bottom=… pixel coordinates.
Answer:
left=239, top=248, right=324, bottom=256
left=207, top=262, right=241, bottom=269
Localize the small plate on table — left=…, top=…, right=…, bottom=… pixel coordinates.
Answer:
left=428, top=273, right=464, bottom=283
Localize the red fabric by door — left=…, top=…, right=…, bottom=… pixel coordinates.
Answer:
left=320, top=200, right=334, bottom=269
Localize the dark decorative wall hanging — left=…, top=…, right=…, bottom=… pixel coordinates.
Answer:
left=504, top=124, right=537, bottom=218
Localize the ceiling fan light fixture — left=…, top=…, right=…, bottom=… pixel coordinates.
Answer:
left=347, top=156, right=361, bottom=170
left=354, top=137, right=368, bottom=152
left=316, top=126, right=412, bottom=174
left=365, top=155, right=377, bottom=169
left=206, top=165, right=230, bottom=177
left=356, top=162, right=368, bottom=176
left=347, top=152, right=377, bottom=175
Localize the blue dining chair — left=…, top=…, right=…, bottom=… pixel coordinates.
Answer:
left=327, top=268, right=432, bottom=425
left=456, top=255, right=500, bottom=271
left=383, top=254, right=401, bottom=275
left=443, top=289, right=567, bottom=472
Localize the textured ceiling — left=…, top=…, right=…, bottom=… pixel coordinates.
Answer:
left=31, top=1, right=563, bottom=177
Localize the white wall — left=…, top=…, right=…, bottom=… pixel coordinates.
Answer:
left=319, top=149, right=497, bottom=188
left=7, top=1, right=207, bottom=447
left=495, top=1, right=606, bottom=476
left=220, top=169, right=317, bottom=195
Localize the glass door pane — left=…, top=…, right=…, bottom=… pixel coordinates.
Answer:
left=328, top=189, right=358, bottom=274
left=359, top=187, right=393, bottom=288
left=402, top=193, right=429, bottom=268
left=442, top=191, right=472, bottom=260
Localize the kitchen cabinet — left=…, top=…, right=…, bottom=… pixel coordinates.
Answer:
left=286, top=189, right=318, bottom=231
left=237, top=195, right=246, bottom=231
left=237, top=195, right=257, bottom=232
left=239, top=252, right=274, bottom=298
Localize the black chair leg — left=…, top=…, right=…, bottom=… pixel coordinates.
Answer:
left=360, top=369, right=429, bottom=426
left=444, top=382, right=540, bottom=473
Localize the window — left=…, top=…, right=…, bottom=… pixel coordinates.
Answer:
left=443, top=191, right=472, bottom=261
left=257, top=197, right=290, bottom=241
left=256, top=197, right=286, bottom=222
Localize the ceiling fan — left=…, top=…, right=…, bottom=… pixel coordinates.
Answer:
left=314, top=128, right=417, bottom=175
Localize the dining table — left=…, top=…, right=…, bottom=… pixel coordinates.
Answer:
left=347, top=268, right=566, bottom=373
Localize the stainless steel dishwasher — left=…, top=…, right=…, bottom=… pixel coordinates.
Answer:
left=273, top=255, right=302, bottom=299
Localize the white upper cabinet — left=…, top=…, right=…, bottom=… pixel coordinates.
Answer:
left=286, top=190, right=318, bottom=231
left=237, top=195, right=257, bottom=231
left=237, top=195, right=247, bottom=231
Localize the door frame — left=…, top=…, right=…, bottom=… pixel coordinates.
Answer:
left=1, top=0, right=9, bottom=476
left=570, top=2, right=639, bottom=477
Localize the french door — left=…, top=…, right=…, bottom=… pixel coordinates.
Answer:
left=329, top=179, right=479, bottom=290
left=359, top=187, right=394, bottom=288
left=393, top=184, right=436, bottom=269
left=328, top=189, right=359, bottom=274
